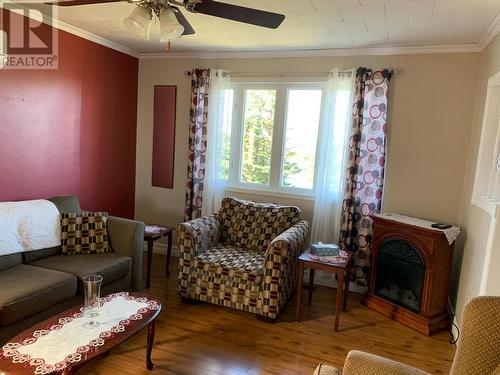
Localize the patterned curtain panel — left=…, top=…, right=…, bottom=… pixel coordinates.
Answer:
left=184, top=68, right=210, bottom=221
left=339, top=67, right=393, bottom=286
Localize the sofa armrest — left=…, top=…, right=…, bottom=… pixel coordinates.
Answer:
left=343, top=351, right=432, bottom=375
left=261, top=219, right=310, bottom=318
left=107, top=216, right=145, bottom=292
left=177, top=215, right=221, bottom=296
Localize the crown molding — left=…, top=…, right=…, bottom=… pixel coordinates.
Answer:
left=55, top=20, right=140, bottom=58
left=0, top=0, right=140, bottom=58
left=139, top=43, right=482, bottom=59
left=479, top=10, right=500, bottom=51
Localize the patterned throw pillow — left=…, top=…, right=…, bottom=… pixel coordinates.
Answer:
left=60, top=212, right=112, bottom=255
left=218, top=197, right=301, bottom=251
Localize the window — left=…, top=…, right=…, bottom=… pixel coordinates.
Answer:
left=472, top=70, right=500, bottom=216
left=222, top=82, right=349, bottom=196
left=282, top=89, right=322, bottom=189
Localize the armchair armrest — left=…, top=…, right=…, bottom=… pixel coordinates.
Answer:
left=177, top=215, right=221, bottom=296
left=107, top=216, right=145, bottom=292
left=261, top=219, right=310, bottom=318
left=343, top=351, right=431, bottom=375
left=177, top=215, right=221, bottom=256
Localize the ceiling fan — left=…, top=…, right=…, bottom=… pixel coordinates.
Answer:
left=46, top=0, right=286, bottom=43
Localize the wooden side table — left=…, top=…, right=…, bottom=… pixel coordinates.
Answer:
left=295, top=250, right=353, bottom=332
left=144, top=225, right=175, bottom=288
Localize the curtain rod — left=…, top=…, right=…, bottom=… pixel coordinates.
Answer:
left=184, top=69, right=399, bottom=77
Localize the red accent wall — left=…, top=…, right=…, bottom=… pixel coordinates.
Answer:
left=0, top=10, right=138, bottom=218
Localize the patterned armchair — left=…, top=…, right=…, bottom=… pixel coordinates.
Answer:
left=177, top=197, right=310, bottom=320
left=313, top=296, right=500, bottom=375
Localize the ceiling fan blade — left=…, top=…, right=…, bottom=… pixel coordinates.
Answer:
left=190, top=0, right=285, bottom=29
left=46, top=0, right=121, bottom=6
left=172, top=6, right=195, bottom=35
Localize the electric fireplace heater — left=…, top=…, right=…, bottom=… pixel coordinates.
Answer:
left=363, top=215, right=455, bottom=335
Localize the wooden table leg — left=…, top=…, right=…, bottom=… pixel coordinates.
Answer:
left=146, top=239, right=153, bottom=289
left=146, top=320, right=155, bottom=370
left=334, top=270, right=344, bottom=332
left=308, top=268, right=315, bottom=305
left=343, top=262, right=351, bottom=311
left=165, top=231, right=173, bottom=277
left=295, top=262, right=304, bottom=322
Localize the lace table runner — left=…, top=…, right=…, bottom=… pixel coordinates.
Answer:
left=1, top=292, right=160, bottom=374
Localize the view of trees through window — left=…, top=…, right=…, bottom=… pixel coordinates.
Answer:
left=282, top=89, right=322, bottom=189
left=241, top=89, right=276, bottom=185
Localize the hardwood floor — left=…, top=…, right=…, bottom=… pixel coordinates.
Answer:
left=79, top=254, right=455, bottom=375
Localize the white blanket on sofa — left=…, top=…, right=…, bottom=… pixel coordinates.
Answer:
left=0, top=199, right=61, bottom=256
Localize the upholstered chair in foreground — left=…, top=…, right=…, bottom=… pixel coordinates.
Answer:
left=314, top=296, right=500, bottom=375
left=177, top=197, right=310, bottom=321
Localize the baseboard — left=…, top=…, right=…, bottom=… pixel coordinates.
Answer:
left=143, top=242, right=180, bottom=257
left=306, top=269, right=367, bottom=294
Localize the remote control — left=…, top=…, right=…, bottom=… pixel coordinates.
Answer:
left=431, top=223, right=452, bottom=229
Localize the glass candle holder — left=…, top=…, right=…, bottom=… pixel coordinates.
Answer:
left=82, top=274, right=103, bottom=329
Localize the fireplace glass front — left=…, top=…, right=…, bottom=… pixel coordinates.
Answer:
left=375, top=238, right=425, bottom=313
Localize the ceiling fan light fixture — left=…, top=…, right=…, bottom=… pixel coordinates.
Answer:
left=123, top=6, right=152, bottom=39
left=159, top=8, right=184, bottom=42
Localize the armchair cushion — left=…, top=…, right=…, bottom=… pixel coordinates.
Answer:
left=218, top=197, right=301, bottom=251
left=194, top=244, right=265, bottom=283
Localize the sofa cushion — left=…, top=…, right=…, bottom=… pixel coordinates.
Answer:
left=218, top=197, right=301, bottom=251
left=194, top=244, right=265, bottom=283
left=0, top=253, right=22, bottom=272
left=0, top=264, right=77, bottom=326
left=48, top=196, right=82, bottom=214
left=60, top=212, right=112, bottom=255
left=30, top=253, right=132, bottom=294
left=23, top=246, right=61, bottom=264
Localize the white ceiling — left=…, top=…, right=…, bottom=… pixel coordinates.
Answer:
left=44, top=0, right=500, bottom=53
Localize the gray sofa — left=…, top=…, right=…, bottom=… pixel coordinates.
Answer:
left=0, top=196, right=145, bottom=344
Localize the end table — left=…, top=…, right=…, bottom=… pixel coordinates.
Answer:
left=144, top=225, right=175, bottom=288
left=295, top=250, right=353, bottom=332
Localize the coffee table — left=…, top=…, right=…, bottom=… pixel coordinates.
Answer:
left=0, top=292, right=161, bottom=374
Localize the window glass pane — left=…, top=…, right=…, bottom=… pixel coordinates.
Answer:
left=241, top=89, right=276, bottom=185
left=219, top=89, right=233, bottom=181
left=281, top=89, right=322, bottom=189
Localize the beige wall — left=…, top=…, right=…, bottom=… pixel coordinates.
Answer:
left=455, top=34, right=500, bottom=322
left=136, top=53, right=479, bottom=224
left=135, top=52, right=480, bottom=296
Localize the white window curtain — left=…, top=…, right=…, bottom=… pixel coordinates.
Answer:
left=311, top=68, right=355, bottom=243
left=201, top=69, right=232, bottom=216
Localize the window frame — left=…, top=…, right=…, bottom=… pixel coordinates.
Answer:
left=227, top=81, right=328, bottom=197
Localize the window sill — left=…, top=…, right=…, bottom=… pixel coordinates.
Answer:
left=225, top=186, right=315, bottom=202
